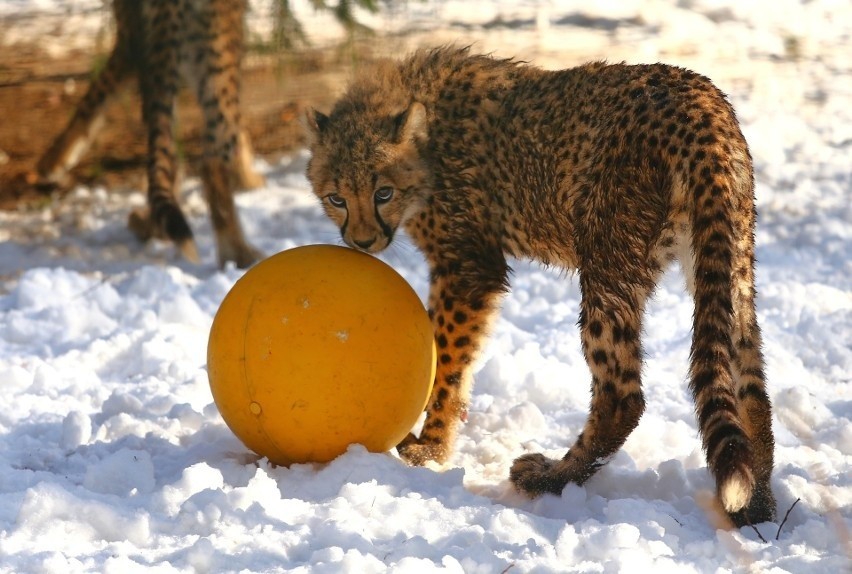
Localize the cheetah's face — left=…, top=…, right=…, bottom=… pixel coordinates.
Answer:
left=306, top=102, right=430, bottom=254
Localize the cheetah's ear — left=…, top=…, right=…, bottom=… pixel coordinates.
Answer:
left=305, top=108, right=330, bottom=140
left=394, top=101, right=427, bottom=145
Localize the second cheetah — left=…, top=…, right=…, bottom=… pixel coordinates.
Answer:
left=36, top=0, right=263, bottom=268
left=306, top=46, right=776, bottom=527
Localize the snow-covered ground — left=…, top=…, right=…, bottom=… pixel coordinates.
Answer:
left=1, top=1, right=850, bottom=572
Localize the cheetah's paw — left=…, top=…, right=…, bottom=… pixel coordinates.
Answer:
left=396, top=433, right=444, bottom=466
left=509, top=453, right=570, bottom=498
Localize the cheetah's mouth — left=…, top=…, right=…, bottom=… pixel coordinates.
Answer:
left=345, top=234, right=392, bottom=254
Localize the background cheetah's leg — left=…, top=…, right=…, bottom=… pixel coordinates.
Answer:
left=510, top=272, right=654, bottom=496
left=235, top=129, right=265, bottom=191
left=397, top=268, right=506, bottom=465
left=192, top=1, right=260, bottom=269
left=36, top=13, right=134, bottom=186
left=128, top=3, right=198, bottom=263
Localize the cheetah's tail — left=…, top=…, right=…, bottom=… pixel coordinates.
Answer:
left=687, top=154, right=756, bottom=514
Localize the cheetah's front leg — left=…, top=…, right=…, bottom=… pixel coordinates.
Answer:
left=397, top=272, right=505, bottom=465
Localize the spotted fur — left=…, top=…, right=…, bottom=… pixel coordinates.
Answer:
left=306, top=46, right=776, bottom=526
left=36, top=0, right=263, bottom=268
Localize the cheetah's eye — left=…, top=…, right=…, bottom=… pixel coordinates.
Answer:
left=374, top=186, right=394, bottom=204
left=327, top=194, right=346, bottom=208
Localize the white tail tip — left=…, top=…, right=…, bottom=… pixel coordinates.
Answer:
left=720, top=471, right=754, bottom=513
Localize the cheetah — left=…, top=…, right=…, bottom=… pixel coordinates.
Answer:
left=306, top=46, right=776, bottom=527
left=36, top=0, right=263, bottom=268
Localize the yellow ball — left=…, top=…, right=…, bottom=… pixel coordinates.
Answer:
left=207, top=244, right=436, bottom=465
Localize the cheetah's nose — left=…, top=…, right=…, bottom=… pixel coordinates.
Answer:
left=353, top=237, right=376, bottom=250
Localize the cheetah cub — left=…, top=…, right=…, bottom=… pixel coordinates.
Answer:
left=36, top=0, right=263, bottom=268
left=306, top=46, right=775, bottom=527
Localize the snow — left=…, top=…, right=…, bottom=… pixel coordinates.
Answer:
left=1, top=1, right=851, bottom=572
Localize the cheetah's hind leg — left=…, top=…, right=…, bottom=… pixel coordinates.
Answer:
left=510, top=268, right=653, bottom=497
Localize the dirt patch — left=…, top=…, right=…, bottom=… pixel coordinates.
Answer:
left=0, top=40, right=354, bottom=210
